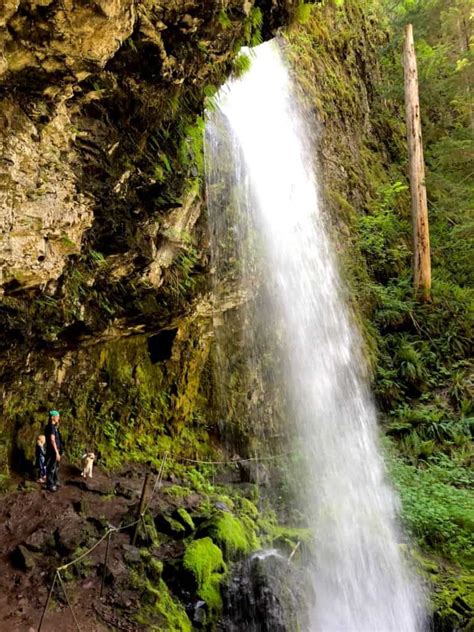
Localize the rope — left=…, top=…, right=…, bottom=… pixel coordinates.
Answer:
left=142, top=451, right=168, bottom=515
left=56, top=515, right=143, bottom=572
left=57, top=530, right=115, bottom=572
left=39, top=447, right=295, bottom=630
left=38, top=570, right=57, bottom=632
left=49, top=449, right=293, bottom=572
left=57, top=571, right=82, bottom=631
left=174, top=450, right=295, bottom=465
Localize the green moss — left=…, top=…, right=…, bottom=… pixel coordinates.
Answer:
left=209, top=511, right=256, bottom=554
left=162, top=485, right=192, bottom=501
left=178, top=117, right=205, bottom=175
left=183, top=537, right=227, bottom=612
left=264, top=524, right=313, bottom=551
left=177, top=507, right=195, bottom=531
left=163, top=515, right=187, bottom=535
left=214, top=494, right=235, bottom=510
left=410, top=549, right=473, bottom=629
left=292, top=3, right=314, bottom=25
left=218, top=9, right=231, bottom=30
left=135, top=578, right=191, bottom=632
left=146, top=558, right=164, bottom=583
left=238, top=497, right=259, bottom=519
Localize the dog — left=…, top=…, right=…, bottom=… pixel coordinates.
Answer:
left=81, top=452, right=96, bottom=478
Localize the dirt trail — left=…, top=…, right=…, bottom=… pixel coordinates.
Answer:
left=0, top=463, right=153, bottom=632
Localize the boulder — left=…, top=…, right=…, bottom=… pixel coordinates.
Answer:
left=121, top=544, right=142, bottom=566
left=55, top=514, right=92, bottom=554
left=11, top=544, right=37, bottom=571
left=220, top=549, right=312, bottom=631
left=115, top=481, right=139, bottom=500
left=24, top=527, right=56, bottom=552
left=99, top=555, right=129, bottom=587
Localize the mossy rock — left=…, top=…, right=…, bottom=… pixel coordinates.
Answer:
left=183, top=537, right=227, bottom=613
left=135, top=578, right=191, bottom=632
left=176, top=507, right=195, bottom=531
left=195, top=507, right=259, bottom=557
left=155, top=507, right=196, bottom=539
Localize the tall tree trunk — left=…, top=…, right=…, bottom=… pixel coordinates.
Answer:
left=403, top=23, right=431, bottom=301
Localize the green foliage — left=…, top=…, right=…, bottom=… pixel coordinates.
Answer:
left=218, top=9, right=232, bottom=30
left=163, top=247, right=200, bottom=299
left=356, top=182, right=410, bottom=280
left=231, top=52, right=252, bottom=78
left=369, top=279, right=473, bottom=412
left=183, top=537, right=227, bottom=611
left=380, top=0, right=473, bottom=293
left=292, top=3, right=314, bottom=25
left=182, top=467, right=216, bottom=494
left=390, top=456, right=474, bottom=564
left=288, top=3, right=473, bottom=623
left=243, top=7, right=263, bottom=47
left=410, top=549, right=474, bottom=630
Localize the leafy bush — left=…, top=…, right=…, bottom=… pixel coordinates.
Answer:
left=390, top=457, right=474, bottom=564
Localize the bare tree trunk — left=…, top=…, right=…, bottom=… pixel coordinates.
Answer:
left=403, top=23, right=431, bottom=301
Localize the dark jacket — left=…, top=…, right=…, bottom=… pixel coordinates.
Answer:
left=44, top=423, right=63, bottom=458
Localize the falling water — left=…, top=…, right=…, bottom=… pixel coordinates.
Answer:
left=205, top=41, right=424, bottom=631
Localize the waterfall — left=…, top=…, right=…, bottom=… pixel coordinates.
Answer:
left=205, top=40, right=425, bottom=631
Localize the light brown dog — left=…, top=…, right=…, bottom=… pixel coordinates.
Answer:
left=81, top=452, right=96, bottom=478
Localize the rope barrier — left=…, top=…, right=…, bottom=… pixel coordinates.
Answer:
left=38, top=448, right=295, bottom=630
left=174, top=450, right=296, bottom=465
left=38, top=571, right=57, bottom=631
left=142, top=450, right=169, bottom=515
left=57, top=530, right=114, bottom=572
left=57, top=571, right=82, bottom=632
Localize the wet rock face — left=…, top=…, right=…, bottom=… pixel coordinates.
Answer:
left=220, top=551, right=311, bottom=631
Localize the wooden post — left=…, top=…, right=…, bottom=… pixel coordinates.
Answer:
left=132, top=472, right=150, bottom=546
left=100, top=531, right=112, bottom=598
left=403, top=23, right=431, bottom=301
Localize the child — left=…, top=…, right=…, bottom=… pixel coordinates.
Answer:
left=35, top=435, right=46, bottom=483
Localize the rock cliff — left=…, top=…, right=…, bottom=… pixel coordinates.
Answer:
left=0, top=0, right=303, bottom=472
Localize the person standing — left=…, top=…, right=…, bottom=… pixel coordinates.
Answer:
left=44, top=410, right=62, bottom=492
left=35, top=434, right=47, bottom=483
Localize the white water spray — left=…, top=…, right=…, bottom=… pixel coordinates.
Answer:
left=205, top=41, right=424, bottom=631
